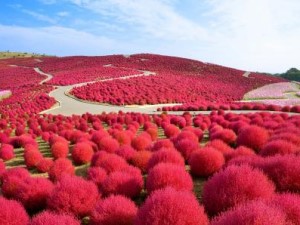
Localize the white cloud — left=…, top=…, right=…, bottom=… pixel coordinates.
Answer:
left=68, top=0, right=208, bottom=41
left=57, top=11, right=70, bottom=17
left=22, top=9, right=57, bottom=24
left=0, top=25, right=119, bottom=56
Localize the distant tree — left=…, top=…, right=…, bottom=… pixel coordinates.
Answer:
left=280, top=68, right=300, bottom=81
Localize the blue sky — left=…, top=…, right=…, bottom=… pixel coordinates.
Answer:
left=0, top=0, right=299, bottom=73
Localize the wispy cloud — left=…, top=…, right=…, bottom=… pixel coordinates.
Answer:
left=57, top=11, right=70, bottom=17
left=68, top=0, right=208, bottom=41
left=22, top=9, right=57, bottom=24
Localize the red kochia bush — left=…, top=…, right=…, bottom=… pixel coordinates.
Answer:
left=134, top=187, right=209, bottom=225
left=98, top=136, right=120, bottom=153
left=90, top=195, right=138, bottom=225
left=29, top=211, right=80, bottom=225
left=48, top=158, right=75, bottom=181
left=51, top=141, right=69, bottom=159
left=224, top=146, right=255, bottom=162
left=0, top=196, right=29, bottom=225
left=236, top=125, right=269, bottom=152
left=91, top=151, right=128, bottom=174
left=261, top=155, right=300, bottom=192
left=87, top=167, right=108, bottom=188
left=210, top=129, right=237, bottom=145
left=205, top=139, right=233, bottom=154
left=202, top=165, right=275, bottom=215
left=115, top=145, right=136, bottom=161
left=71, top=142, right=94, bottom=165
left=188, top=147, right=225, bottom=177
left=151, top=139, right=175, bottom=152
left=131, top=134, right=152, bottom=151
left=131, top=150, right=152, bottom=173
left=269, top=193, right=300, bottom=225
left=36, top=158, right=54, bottom=173
left=146, top=163, right=193, bottom=193
left=15, top=177, right=54, bottom=213
left=164, top=124, right=180, bottom=138
left=101, top=166, right=143, bottom=198
left=260, top=140, right=298, bottom=156
left=147, top=148, right=185, bottom=171
left=24, top=150, right=43, bottom=169
left=0, top=159, right=5, bottom=178
left=0, top=143, right=15, bottom=160
left=174, top=138, right=199, bottom=160
left=211, top=200, right=288, bottom=225
left=47, top=175, right=99, bottom=217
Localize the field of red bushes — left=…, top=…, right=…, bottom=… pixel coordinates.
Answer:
left=1, top=54, right=300, bottom=224
left=1, top=110, right=300, bottom=224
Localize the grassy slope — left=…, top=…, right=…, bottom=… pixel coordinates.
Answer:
left=0, top=51, right=48, bottom=59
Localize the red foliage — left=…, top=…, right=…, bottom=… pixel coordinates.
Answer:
left=188, top=147, right=225, bottom=177
left=97, top=136, right=120, bottom=153
left=211, top=200, right=288, bottom=225
left=130, top=150, right=152, bottom=173
left=164, top=124, right=180, bottom=138
left=146, top=163, right=193, bottom=193
left=24, top=150, right=43, bottom=169
left=205, top=139, right=234, bottom=154
left=87, top=167, right=107, bottom=188
left=202, top=165, right=275, bottom=215
left=0, top=196, right=29, bottom=225
left=261, top=155, right=300, bottom=192
left=91, top=151, right=128, bottom=174
left=101, top=167, right=143, bottom=198
left=236, top=125, right=269, bottom=152
left=174, top=138, right=199, bottom=160
left=51, top=141, right=69, bottom=159
left=268, top=193, right=300, bottom=225
left=260, top=140, right=299, bottom=156
left=210, top=129, right=237, bottom=145
left=71, top=142, right=94, bottom=165
left=135, top=187, right=209, bottom=225
left=131, top=134, right=152, bottom=151
left=29, top=211, right=80, bottom=225
left=36, top=158, right=54, bottom=173
left=90, top=195, right=138, bottom=225
left=48, top=158, right=75, bottom=181
left=115, top=145, right=136, bottom=161
left=0, top=144, right=14, bottom=160
left=151, top=139, right=175, bottom=152
left=224, top=146, right=255, bottom=162
left=0, top=159, right=5, bottom=178
left=147, top=148, right=185, bottom=171
left=47, top=175, right=99, bottom=217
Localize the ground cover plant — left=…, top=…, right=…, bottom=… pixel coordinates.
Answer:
left=0, top=111, right=300, bottom=224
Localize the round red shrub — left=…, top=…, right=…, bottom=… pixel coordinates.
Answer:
left=0, top=144, right=15, bottom=161
left=87, top=167, right=107, bottom=188
left=174, top=138, right=198, bottom=160
left=36, top=158, right=54, bottom=173
left=29, top=211, right=80, bottom=225
left=101, top=167, right=143, bottom=198
left=205, top=139, right=233, bottom=154
left=131, top=150, right=152, bottom=173
left=202, top=165, right=275, bottom=215
left=98, top=136, right=120, bottom=153
left=134, top=187, right=209, bottom=225
left=0, top=196, right=29, bottom=225
left=210, top=129, right=237, bottom=145
left=115, top=145, right=136, bottom=161
left=15, top=177, right=54, bottom=212
left=236, top=125, right=269, bottom=152
left=51, top=141, right=69, bottom=159
left=188, top=147, right=225, bottom=177
left=211, top=200, right=288, bottom=225
left=261, top=155, right=300, bottom=192
left=151, top=139, right=175, bottom=152
left=146, top=163, right=193, bottom=193
left=164, top=124, right=180, bottom=138
left=114, top=131, right=132, bottom=146
left=91, top=151, right=128, bottom=174
left=24, top=150, right=43, bottom=169
left=224, top=146, right=255, bottom=162
left=90, top=195, right=138, bottom=225
left=131, top=134, right=152, bottom=151
left=147, top=148, right=185, bottom=171
left=175, top=131, right=198, bottom=143
left=71, top=142, right=94, bottom=165
left=269, top=193, right=300, bottom=225
left=260, top=140, right=298, bottom=156
left=47, top=175, right=99, bottom=217
left=48, top=158, right=75, bottom=181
